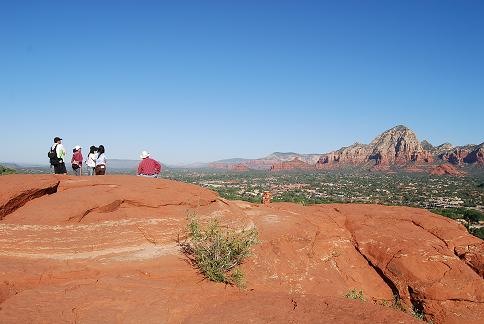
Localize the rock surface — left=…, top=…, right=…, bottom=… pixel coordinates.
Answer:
left=464, top=144, right=484, bottom=164
left=316, top=143, right=371, bottom=169
left=1, top=175, right=483, bottom=323
left=430, top=164, right=466, bottom=176
left=270, top=157, right=315, bottom=171
left=369, top=125, right=423, bottom=165
left=0, top=175, right=59, bottom=220
left=230, top=163, right=250, bottom=172
left=315, top=125, right=435, bottom=169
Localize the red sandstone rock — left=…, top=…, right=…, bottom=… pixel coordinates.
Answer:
left=440, top=148, right=471, bottom=165
left=369, top=125, right=424, bottom=165
left=0, top=174, right=59, bottom=220
left=412, top=150, right=434, bottom=163
left=316, top=143, right=371, bottom=169
left=430, top=164, right=466, bottom=176
left=315, top=126, right=436, bottom=169
left=230, top=163, right=250, bottom=172
left=0, top=175, right=483, bottom=323
left=261, top=191, right=272, bottom=204
left=270, top=157, right=314, bottom=171
left=464, top=144, right=484, bottom=164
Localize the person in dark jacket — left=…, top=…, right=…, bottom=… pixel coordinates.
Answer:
left=50, top=137, right=67, bottom=175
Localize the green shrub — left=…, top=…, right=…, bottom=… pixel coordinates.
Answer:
left=344, top=289, right=366, bottom=302
left=179, top=214, right=258, bottom=288
left=470, top=227, right=484, bottom=239
left=0, top=165, right=15, bottom=175
left=411, top=309, right=425, bottom=321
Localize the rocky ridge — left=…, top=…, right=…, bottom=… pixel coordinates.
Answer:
left=0, top=175, right=483, bottom=323
left=430, top=164, right=467, bottom=176
left=269, top=157, right=314, bottom=172
left=208, top=125, right=483, bottom=172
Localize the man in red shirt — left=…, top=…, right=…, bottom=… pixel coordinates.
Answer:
left=137, top=151, right=162, bottom=178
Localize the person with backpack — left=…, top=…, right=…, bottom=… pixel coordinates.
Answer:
left=85, top=146, right=97, bottom=176
left=95, top=145, right=107, bottom=175
left=71, top=145, right=83, bottom=176
left=48, top=137, right=67, bottom=175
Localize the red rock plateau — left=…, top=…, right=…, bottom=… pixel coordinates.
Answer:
left=270, top=157, right=315, bottom=172
left=430, top=164, right=467, bottom=176
left=1, top=175, right=483, bottom=323
left=210, top=160, right=277, bottom=171
left=230, top=163, right=250, bottom=172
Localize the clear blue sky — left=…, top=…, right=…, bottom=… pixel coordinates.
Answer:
left=1, top=0, right=483, bottom=165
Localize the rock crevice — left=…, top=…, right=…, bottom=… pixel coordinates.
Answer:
left=0, top=180, right=59, bottom=221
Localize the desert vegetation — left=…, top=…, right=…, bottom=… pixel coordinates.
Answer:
left=178, top=214, right=258, bottom=288
left=0, top=165, right=15, bottom=175
left=344, top=289, right=366, bottom=302
left=344, top=289, right=430, bottom=322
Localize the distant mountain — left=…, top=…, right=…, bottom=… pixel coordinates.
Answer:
left=420, top=140, right=434, bottom=151
left=270, top=157, right=314, bottom=172
left=215, top=158, right=251, bottom=164
left=207, top=125, right=483, bottom=172
left=0, top=162, right=48, bottom=169
left=439, top=142, right=484, bottom=165
left=209, top=151, right=321, bottom=171
left=316, top=125, right=430, bottom=169
left=107, top=159, right=140, bottom=170
left=265, top=152, right=321, bottom=164
left=316, top=125, right=482, bottom=170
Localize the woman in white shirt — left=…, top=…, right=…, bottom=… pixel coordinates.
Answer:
left=86, top=146, right=97, bottom=176
left=95, top=145, right=107, bottom=175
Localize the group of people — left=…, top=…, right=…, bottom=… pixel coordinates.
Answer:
left=49, top=137, right=107, bottom=175
left=48, top=137, right=162, bottom=178
left=71, top=145, right=107, bottom=176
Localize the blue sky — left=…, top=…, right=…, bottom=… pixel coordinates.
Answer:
left=1, top=0, right=483, bottom=164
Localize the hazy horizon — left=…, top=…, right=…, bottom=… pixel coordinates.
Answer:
left=1, top=1, right=483, bottom=164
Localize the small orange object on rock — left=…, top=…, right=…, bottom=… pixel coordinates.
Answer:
left=262, top=191, right=272, bottom=204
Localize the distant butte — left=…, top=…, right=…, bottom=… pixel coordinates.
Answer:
left=270, top=157, right=314, bottom=172
left=430, top=163, right=467, bottom=176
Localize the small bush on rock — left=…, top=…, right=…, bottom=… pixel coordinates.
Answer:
left=179, top=214, right=258, bottom=288
left=344, top=289, right=366, bottom=302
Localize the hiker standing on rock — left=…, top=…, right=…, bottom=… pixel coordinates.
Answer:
left=48, top=137, right=67, bottom=175
left=137, top=151, right=162, bottom=178
left=71, top=145, right=83, bottom=176
left=95, top=145, right=107, bottom=175
left=85, top=146, right=97, bottom=176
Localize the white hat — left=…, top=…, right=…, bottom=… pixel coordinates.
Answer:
left=74, top=145, right=82, bottom=151
left=140, top=151, right=150, bottom=159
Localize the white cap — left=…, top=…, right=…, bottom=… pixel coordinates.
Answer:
left=140, top=150, right=150, bottom=159
left=74, top=145, right=82, bottom=151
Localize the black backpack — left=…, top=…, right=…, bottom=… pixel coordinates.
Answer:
left=48, top=144, right=60, bottom=165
